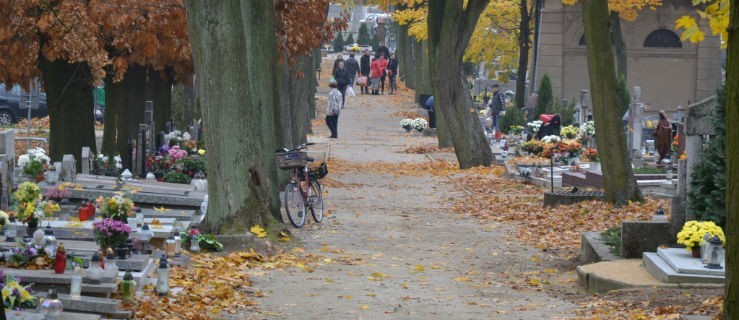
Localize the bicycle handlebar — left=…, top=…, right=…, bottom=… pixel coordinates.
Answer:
left=278, top=142, right=315, bottom=153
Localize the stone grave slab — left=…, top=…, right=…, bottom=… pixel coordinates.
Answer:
left=1, top=269, right=117, bottom=294
left=35, top=291, right=130, bottom=319
left=657, top=247, right=724, bottom=276
left=38, top=174, right=206, bottom=207
left=620, top=220, right=670, bottom=259
left=643, top=252, right=724, bottom=284
left=113, top=253, right=150, bottom=271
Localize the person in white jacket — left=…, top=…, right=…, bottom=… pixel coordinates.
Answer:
left=326, top=79, right=343, bottom=139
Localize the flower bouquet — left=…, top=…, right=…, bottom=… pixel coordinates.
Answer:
left=526, top=120, right=543, bottom=135
left=92, top=218, right=132, bottom=249
left=521, top=140, right=545, bottom=156
left=44, top=184, right=72, bottom=201
left=0, top=210, right=8, bottom=228
left=17, top=148, right=50, bottom=179
left=100, top=194, right=135, bottom=222
left=400, top=119, right=413, bottom=132
left=583, top=148, right=599, bottom=162
left=509, top=125, right=524, bottom=135
left=3, top=242, right=54, bottom=270
left=13, top=182, right=42, bottom=225
left=35, top=201, right=60, bottom=219
left=560, top=125, right=579, bottom=139
left=579, top=120, right=596, bottom=138
left=541, top=135, right=561, bottom=144
left=413, top=118, right=428, bottom=132
left=677, top=220, right=725, bottom=252
left=1, top=274, right=38, bottom=310
left=93, top=153, right=123, bottom=176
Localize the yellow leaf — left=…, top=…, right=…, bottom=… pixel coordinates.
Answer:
left=414, top=265, right=425, bottom=272
left=402, top=283, right=409, bottom=289
left=453, top=276, right=471, bottom=282
left=360, top=305, right=370, bottom=310
left=250, top=225, right=268, bottom=238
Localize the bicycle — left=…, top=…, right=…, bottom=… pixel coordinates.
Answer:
left=275, top=143, right=328, bottom=228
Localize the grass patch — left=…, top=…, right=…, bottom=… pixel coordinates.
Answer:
left=601, top=226, right=621, bottom=257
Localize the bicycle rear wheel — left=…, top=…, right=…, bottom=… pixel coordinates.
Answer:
left=284, top=182, right=306, bottom=228
left=308, top=180, right=324, bottom=223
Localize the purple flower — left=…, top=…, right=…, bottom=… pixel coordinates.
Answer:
left=12, top=288, right=20, bottom=297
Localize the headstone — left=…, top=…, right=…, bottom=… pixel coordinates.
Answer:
left=61, top=154, right=76, bottom=182
left=0, top=129, right=15, bottom=164
left=81, top=147, right=92, bottom=174
left=135, top=124, right=148, bottom=177
left=630, top=87, right=643, bottom=158
left=0, top=162, right=8, bottom=211
left=620, top=220, right=670, bottom=258
left=189, top=122, right=199, bottom=142
left=670, top=159, right=688, bottom=242
left=579, top=90, right=591, bottom=124
left=144, top=101, right=155, bottom=155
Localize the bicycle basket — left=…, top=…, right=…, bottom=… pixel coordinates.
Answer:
left=275, top=151, right=308, bottom=170
left=298, top=162, right=328, bottom=181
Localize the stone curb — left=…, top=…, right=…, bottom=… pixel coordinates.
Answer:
left=576, top=264, right=725, bottom=293
left=580, top=232, right=619, bottom=264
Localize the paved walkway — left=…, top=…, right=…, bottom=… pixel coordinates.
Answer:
left=251, top=91, right=578, bottom=319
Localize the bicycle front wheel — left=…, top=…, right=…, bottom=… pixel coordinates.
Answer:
left=308, top=180, right=324, bottom=223
left=284, top=182, right=306, bottom=228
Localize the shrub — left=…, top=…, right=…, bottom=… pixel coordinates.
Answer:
left=601, top=226, right=621, bottom=257
left=535, top=74, right=553, bottom=117
left=163, top=172, right=191, bottom=184
left=499, top=106, right=526, bottom=134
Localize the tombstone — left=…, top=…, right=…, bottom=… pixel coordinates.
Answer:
left=629, top=86, right=643, bottom=158
left=135, top=124, right=149, bottom=177
left=579, top=90, right=591, bottom=124
left=683, top=96, right=718, bottom=207
left=669, top=159, right=688, bottom=243
left=61, top=154, right=76, bottom=182
left=0, top=129, right=15, bottom=165
left=81, top=147, right=92, bottom=175
left=144, top=101, right=155, bottom=155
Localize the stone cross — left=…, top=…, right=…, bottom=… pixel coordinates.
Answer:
left=579, top=90, right=590, bottom=124
left=81, top=147, right=92, bottom=175
left=685, top=96, right=717, bottom=195
left=135, top=124, right=149, bottom=177
left=144, top=101, right=155, bottom=155
left=61, top=154, right=76, bottom=182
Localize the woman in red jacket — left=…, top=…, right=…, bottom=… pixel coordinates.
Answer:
left=378, top=53, right=389, bottom=94
left=370, top=57, right=382, bottom=95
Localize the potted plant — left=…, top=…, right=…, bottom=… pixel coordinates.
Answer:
left=92, top=218, right=132, bottom=252
left=17, top=148, right=50, bottom=181
left=582, top=148, right=600, bottom=171
left=413, top=118, right=428, bottom=132
left=13, top=182, right=43, bottom=232
left=100, top=193, right=135, bottom=222
left=677, top=220, right=725, bottom=258
left=1, top=275, right=38, bottom=310
left=400, top=119, right=413, bottom=132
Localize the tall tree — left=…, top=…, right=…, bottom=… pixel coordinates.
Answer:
left=334, top=32, right=345, bottom=52
left=0, top=1, right=106, bottom=167
left=536, top=74, right=553, bottom=116
left=346, top=33, right=355, bottom=45
left=358, top=23, right=371, bottom=44
left=186, top=0, right=281, bottom=231
left=581, top=0, right=642, bottom=205
left=427, top=0, right=493, bottom=168
left=725, top=1, right=738, bottom=314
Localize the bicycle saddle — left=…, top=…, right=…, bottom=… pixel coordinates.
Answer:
left=306, top=156, right=315, bottom=162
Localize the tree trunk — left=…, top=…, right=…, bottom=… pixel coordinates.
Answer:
left=101, top=65, right=146, bottom=168
left=609, top=11, right=627, bottom=81
left=41, top=59, right=97, bottom=170
left=582, top=0, right=642, bottom=205
left=146, top=68, right=173, bottom=140
left=723, top=0, right=739, bottom=317
left=171, top=84, right=195, bottom=129
left=427, top=0, right=492, bottom=168
left=515, top=0, right=532, bottom=109
left=398, top=24, right=413, bottom=87
left=186, top=0, right=281, bottom=233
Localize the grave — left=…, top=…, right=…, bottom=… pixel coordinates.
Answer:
left=81, top=147, right=92, bottom=175
left=543, top=190, right=604, bottom=207
left=61, top=154, right=76, bottom=182
left=6, top=310, right=101, bottom=320
left=620, top=220, right=670, bottom=258
left=643, top=248, right=724, bottom=284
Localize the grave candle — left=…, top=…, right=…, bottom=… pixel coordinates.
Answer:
left=78, top=201, right=89, bottom=221
left=70, top=267, right=83, bottom=298
left=120, top=270, right=136, bottom=301
left=54, top=243, right=66, bottom=274
left=165, top=233, right=176, bottom=257
left=156, top=255, right=169, bottom=296
left=87, top=201, right=96, bottom=219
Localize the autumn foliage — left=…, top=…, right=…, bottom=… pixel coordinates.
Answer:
left=275, top=0, right=348, bottom=65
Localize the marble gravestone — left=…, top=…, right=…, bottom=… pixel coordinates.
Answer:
left=61, top=154, right=76, bottom=182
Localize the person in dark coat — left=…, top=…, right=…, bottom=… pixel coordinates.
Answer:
left=387, top=52, right=398, bottom=94
left=360, top=50, right=371, bottom=94
left=654, top=110, right=673, bottom=164
left=375, top=42, right=390, bottom=60
left=332, top=60, right=351, bottom=108
left=537, top=114, right=561, bottom=139
left=345, top=53, right=360, bottom=90
left=332, top=53, right=344, bottom=75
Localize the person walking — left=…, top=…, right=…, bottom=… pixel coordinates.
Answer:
left=332, top=53, right=344, bottom=75
left=345, top=53, right=360, bottom=91
left=654, top=110, right=673, bottom=164
left=486, top=84, right=506, bottom=131
left=360, top=49, right=371, bottom=94
left=332, top=60, right=351, bottom=107
left=387, top=52, right=399, bottom=94
left=378, top=52, right=389, bottom=94
left=326, top=79, right=342, bottom=138
left=370, top=57, right=382, bottom=95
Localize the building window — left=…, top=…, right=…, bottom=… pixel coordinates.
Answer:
left=579, top=34, right=586, bottom=46
left=644, top=29, right=682, bottom=48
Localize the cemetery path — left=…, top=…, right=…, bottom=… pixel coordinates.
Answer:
left=248, top=92, right=580, bottom=319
